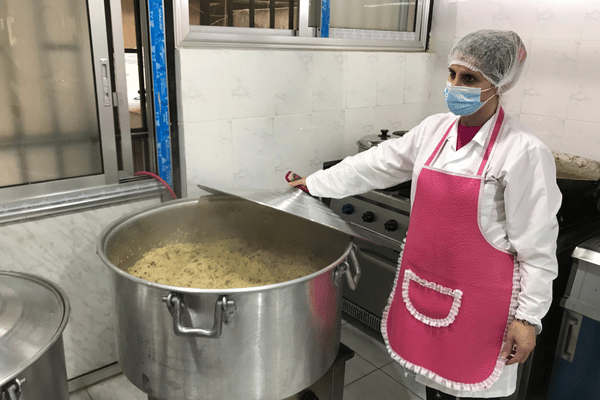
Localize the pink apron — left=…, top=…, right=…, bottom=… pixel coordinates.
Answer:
left=382, top=108, right=519, bottom=391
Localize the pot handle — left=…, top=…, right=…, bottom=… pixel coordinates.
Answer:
left=2, top=378, right=26, bottom=400
left=162, top=293, right=235, bottom=338
left=344, top=245, right=361, bottom=290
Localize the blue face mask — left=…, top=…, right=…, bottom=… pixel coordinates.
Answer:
left=443, top=81, right=495, bottom=116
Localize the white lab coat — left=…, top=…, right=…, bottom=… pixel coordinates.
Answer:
left=306, top=109, right=562, bottom=398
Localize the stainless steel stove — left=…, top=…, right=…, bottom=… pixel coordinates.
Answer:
left=319, top=160, right=412, bottom=331
left=325, top=188, right=411, bottom=332
left=329, top=190, right=410, bottom=248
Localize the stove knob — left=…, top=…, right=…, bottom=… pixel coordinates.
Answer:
left=341, top=204, right=354, bottom=214
left=362, top=211, right=375, bottom=223
left=384, top=219, right=398, bottom=231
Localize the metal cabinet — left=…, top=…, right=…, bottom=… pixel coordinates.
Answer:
left=547, top=234, right=600, bottom=400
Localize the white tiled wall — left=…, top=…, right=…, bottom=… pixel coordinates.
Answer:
left=429, top=0, right=600, bottom=161
left=178, top=49, right=433, bottom=196
left=179, top=0, right=600, bottom=196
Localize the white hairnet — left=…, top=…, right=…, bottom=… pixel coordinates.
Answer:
left=448, top=30, right=527, bottom=93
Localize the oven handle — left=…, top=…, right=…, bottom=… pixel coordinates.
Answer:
left=558, top=309, right=583, bottom=362
left=342, top=245, right=361, bottom=290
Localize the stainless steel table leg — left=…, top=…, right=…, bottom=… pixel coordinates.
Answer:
left=331, top=361, right=347, bottom=400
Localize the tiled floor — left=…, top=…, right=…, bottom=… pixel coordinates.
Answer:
left=70, top=318, right=425, bottom=400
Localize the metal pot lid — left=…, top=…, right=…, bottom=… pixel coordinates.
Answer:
left=196, top=184, right=381, bottom=244
left=0, top=271, right=70, bottom=386
left=357, top=129, right=392, bottom=148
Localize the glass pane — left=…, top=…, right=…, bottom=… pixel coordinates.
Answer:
left=122, top=0, right=138, bottom=49
left=310, top=0, right=417, bottom=32
left=122, top=0, right=146, bottom=131
left=125, top=52, right=144, bottom=130
left=189, top=0, right=299, bottom=29
left=0, top=0, right=102, bottom=187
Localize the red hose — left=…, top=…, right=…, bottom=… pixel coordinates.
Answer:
left=134, top=171, right=178, bottom=199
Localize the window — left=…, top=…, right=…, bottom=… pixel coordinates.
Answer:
left=190, top=0, right=299, bottom=30
left=0, top=0, right=104, bottom=188
left=318, top=0, right=419, bottom=40
left=0, top=0, right=165, bottom=221
left=175, top=0, right=431, bottom=50
left=122, top=0, right=155, bottom=173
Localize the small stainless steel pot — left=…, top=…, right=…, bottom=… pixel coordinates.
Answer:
left=97, top=196, right=360, bottom=400
left=0, top=272, right=70, bottom=400
left=357, top=129, right=408, bottom=152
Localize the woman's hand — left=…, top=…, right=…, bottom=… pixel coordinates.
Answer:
left=288, top=177, right=307, bottom=188
left=501, top=320, right=536, bottom=365
left=285, top=171, right=310, bottom=194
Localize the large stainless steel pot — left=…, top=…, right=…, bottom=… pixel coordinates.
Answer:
left=0, top=271, right=70, bottom=400
left=97, top=196, right=360, bottom=400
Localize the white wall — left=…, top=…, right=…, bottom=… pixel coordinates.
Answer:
left=179, top=0, right=600, bottom=196
left=178, top=49, right=434, bottom=196
left=428, top=0, right=600, bottom=162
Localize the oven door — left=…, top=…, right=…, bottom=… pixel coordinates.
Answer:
left=342, top=237, right=401, bottom=331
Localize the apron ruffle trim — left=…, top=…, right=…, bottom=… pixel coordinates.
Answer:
left=402, top=269, right=463, bottom=328
left=381, top=243, right=521, bottom=393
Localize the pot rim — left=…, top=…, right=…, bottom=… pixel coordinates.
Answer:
left=97, top=198, right=354, bottom=294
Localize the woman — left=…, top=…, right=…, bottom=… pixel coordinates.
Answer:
left=289, top=30, right=561, bottom=399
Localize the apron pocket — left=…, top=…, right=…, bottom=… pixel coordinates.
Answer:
left=402, top=269, right=463, bottom=328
